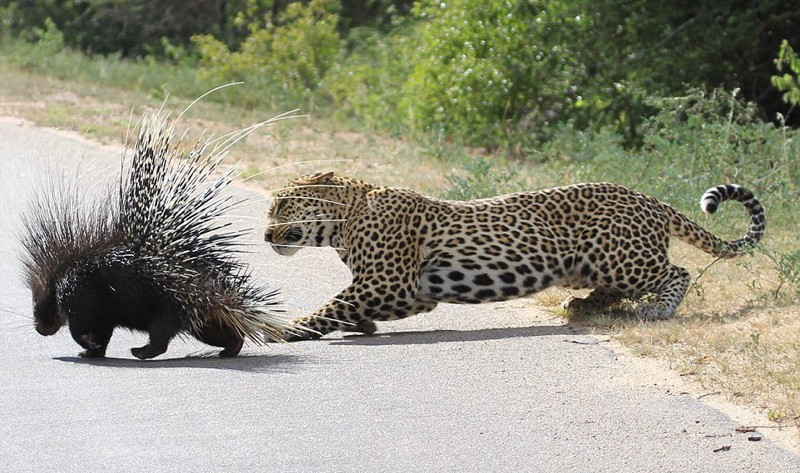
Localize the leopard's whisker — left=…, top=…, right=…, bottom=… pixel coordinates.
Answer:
left=263, top=218, right=347, bottom=228
left=269, top=243, right=348, bottom=252
left=205, top=111, right=306, bottom=162
left=270, top=196, right=351, bottom=207
left=245, top=159, right=353, bottom=182
left=268, top=184, right=347, bottom=193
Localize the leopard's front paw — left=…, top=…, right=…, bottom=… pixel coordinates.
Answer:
left=342, top=320, right=377, bottom=335
left=273, top=318, right=325, bottom=342
left=282, top=329, right=323, bottom=342
left=275, top=315, right=351, bottom=342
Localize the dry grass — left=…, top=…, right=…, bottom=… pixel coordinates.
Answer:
left=2, top=65, right=798, bottom=431
left=622, top=305, right=800, bottom=422
left=538, top=242, right=800, bottom=429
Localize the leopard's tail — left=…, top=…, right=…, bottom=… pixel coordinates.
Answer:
left=667, top=184, right=765, bottom=258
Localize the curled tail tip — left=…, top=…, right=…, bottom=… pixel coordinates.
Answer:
left=700, top=184, right=745, bottom=214
left=700, top=198, right=718, bottom=214
left=698, top=183, right=766, bottom=252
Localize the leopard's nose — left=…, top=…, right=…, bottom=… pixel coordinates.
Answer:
left=264, top=229, right=273, bottom=243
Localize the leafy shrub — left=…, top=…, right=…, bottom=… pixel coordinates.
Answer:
left=772, top=40, right=800, bottom=111
left=0, top=0, right=235, bottom=57
left=30, top=17, right=64, bottom=53
left=0, top=18, right=69, bottom=71
left=320, top=25, right=414, bottom=132
left=402, top=0, right=580, bottom=147
left=0, top=26, right=214, bottom=101
left=193, top=0, right=342, bottom=108
left=776, top=249, right=800, bottom=297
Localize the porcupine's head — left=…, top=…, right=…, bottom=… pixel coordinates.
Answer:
left=265, top=171, right=373, bottom=256
left=18, top=179, right=120, bottom=336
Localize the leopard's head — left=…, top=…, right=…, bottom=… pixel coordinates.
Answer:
left=265, top=171, right=355, bottom=256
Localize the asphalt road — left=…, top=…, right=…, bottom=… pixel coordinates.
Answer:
left=1, top=119, right=799, bottom=472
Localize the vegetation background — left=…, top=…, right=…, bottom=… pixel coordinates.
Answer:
left=0, top=0, right=798, bottom=431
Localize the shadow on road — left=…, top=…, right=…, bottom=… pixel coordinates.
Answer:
left=329, top=322, right=587, bottom=346
left=53, top=352, right=307, bottom=373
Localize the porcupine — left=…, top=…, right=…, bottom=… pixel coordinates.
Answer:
left=18, top=111, right=302, bottom=359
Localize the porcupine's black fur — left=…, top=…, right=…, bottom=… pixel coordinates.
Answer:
left=19, top=112, right=298, bottom=359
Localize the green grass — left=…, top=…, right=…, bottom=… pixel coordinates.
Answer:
left=2, top=32, right=214, bottom=104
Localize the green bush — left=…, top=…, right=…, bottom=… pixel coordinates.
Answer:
left=772, top=40, right=800, bottom=111
left=776, top=249, right=800, bottom=297
left=402, top=0, right=579, bottom=147
left=0, top=0, right=235, bottom=57
left=0, top=28, right=214, bottom=102
left=193, top=0, right=342, bottom=109
left=6, top=1, right=800, bottom=151
left=320, top=25, right=414, bottom=132
left=396, top=1, right=800, bottom=149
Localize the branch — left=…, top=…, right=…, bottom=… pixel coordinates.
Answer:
left=628, top=17, right=696, bottom=62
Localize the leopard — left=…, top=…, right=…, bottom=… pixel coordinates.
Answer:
left=264, top=172, right=765, bottom=341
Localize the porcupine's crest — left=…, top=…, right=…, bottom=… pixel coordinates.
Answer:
left=117, top=111, right=298, bottom=343
left=19, top=174, right=121, bottom=312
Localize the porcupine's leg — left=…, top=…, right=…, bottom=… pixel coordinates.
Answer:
left=61, top=275, right=115, bottom=358
left=70, top=322, right=114, bottom=358
left=191, top=324, right=244, bottom=357
left=130, top=314, right=181, bottom=359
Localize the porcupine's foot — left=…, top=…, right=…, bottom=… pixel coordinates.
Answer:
left=74, top=332, right=110, bottom=358
left=78, top=346, right=107, bottom=358
left=131, top=342, right=169, bottom=360
left=192, top=324, right=244, bottom=357
left=132, top=319, right=179, bottom=359
left=218, top=342, right=243, bottom=357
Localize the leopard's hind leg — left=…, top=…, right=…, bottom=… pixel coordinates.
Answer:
left=563, top=287, right=625, bottom=314
left=634, top=265, right=691, bottom=320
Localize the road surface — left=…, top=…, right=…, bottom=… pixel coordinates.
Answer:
left=1, top=118, right=798, bottom=472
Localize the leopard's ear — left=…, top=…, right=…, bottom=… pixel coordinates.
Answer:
left=295, top=171, right=335, bottom=186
